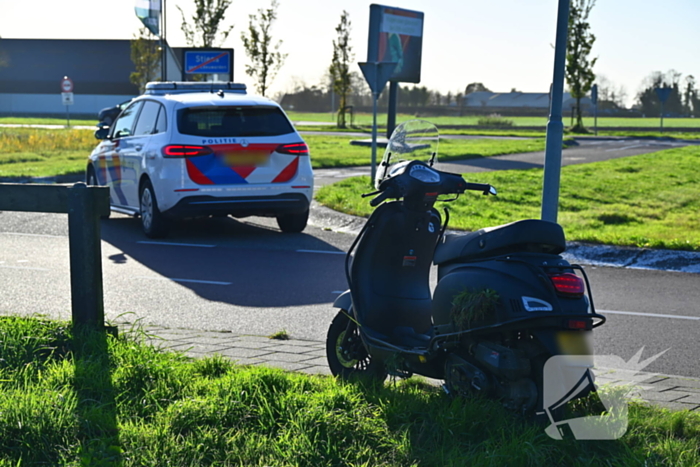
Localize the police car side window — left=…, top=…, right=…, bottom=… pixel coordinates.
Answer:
left=154, top=104, right=167, bottom=134
left=133, top=101, right=162, bottom=136
left=112, top=101, right=143, bottom=139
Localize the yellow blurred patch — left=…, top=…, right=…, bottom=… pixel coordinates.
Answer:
left=556, top=331, right=592, bottom=355
left=222, top=150, right=268, bottom=166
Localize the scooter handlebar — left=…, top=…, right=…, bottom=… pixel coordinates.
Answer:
left=439, top=171, right=496, bottom=196
left=463, top=182, right=497, bottom=196
left=369, top=189, right=393, bottom=207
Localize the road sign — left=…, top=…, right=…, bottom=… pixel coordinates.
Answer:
left=655, top=87, right=672, bottom=103
left=184, top=50, right=232, bottom=75
left=61, top=92, right=74, bottom=106
left=358, top=62, right=397, bottom=95
left=61, top=76, right=74, bottom=93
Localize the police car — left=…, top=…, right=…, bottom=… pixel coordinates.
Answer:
left=86, top=81, right=313, bottom=238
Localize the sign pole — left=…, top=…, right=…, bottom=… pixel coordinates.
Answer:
left=654, top=88, right=672, bottom=135
left=591, top=83, right=598, bottom=136
left=371, top=92, right=379, bottom=182
left=358, top=62, right=397, bottom=186
left=60, top=76, right=74, bottom=128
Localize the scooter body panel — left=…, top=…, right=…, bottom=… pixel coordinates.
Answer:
left=433, top=253, right=589, bottom=330
left=349, top=201, right=441, bottom=336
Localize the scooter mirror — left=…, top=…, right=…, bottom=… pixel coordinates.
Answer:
left=489, top=186, right=498, bottom=196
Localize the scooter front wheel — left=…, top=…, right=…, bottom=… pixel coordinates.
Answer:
left=326, top=310, right=387, bottom=384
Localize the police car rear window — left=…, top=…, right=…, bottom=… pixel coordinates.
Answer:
left=177, top=106, right=294, bottom=137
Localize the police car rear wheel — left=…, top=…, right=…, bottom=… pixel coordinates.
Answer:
left=140, top=180, right=169, bottom=238
left=276, top=208, right=309, bottom=233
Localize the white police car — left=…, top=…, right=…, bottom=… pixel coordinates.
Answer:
left=86, top=81, right=313, bottom=238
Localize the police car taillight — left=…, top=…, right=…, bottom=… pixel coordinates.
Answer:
left=162, top=145, right=213, bottom=157
left=276, top=142, right=309, bottom=156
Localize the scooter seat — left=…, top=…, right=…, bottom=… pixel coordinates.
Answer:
left=433, top=219, right=565, bottom=265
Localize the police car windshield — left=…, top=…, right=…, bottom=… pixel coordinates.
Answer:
left=177, top=106, right=295, bottom=137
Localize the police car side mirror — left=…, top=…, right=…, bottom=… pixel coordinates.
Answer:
left=94, top=127, right=110, bottom=140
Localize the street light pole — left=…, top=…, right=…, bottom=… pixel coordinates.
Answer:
left=541, top=0, right=570, bottom=223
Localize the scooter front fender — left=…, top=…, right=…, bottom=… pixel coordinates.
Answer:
left=333, top=290, right=352, bottom=311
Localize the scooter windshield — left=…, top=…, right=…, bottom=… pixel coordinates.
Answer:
left=375, top=119, right=439, bottom=189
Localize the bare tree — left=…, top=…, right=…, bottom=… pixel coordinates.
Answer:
left=636, top=70, right=684, bottom=117
left=130, top=28, right=161, bottom=93
left=566, top=0, right=597, bottom=132
left=329, top=11, right=353, bottom=128
left=595, top=74, right=628, bottom=110
left=241, top=0, right=287, bottom=97
left=178, top=0, right=234, bottom=47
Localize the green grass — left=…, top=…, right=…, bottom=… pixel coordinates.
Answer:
left=0, top=128, right=548, bottom=178
left=304, top=134, right=548, bottom=168
left=286, top=111, right=700, bottom=129
left=0, top=116, right=96, bottom=127
left=0, top=127, right=96, bottom=179
left=2, top=315, right=700, bottom=466
left=316, top=145, right=700, bottom=251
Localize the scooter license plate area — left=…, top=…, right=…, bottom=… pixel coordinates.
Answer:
left=556, top=331, right=592, bottom=355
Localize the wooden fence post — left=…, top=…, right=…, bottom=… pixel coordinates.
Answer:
left=0, top=182, right=109, bottom=328
left=67, top=182, right=106, bottom=327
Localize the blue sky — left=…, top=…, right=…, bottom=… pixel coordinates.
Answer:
left=1, top=0, right=698, bottom=107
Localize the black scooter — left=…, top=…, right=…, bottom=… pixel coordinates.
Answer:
left=326, top=120, right=606, bottom=414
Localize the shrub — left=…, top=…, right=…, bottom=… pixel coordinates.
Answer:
left=477, top=114, right=515, bottom=128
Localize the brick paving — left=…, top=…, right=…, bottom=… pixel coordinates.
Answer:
left=139, top=324, right=700, bottom=412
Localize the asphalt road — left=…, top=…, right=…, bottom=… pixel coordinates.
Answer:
left=1, top=208, right=698, bottom=379
left=314, top=136, right=699, bottom=185
left=1, top=136, right=698, bottom=378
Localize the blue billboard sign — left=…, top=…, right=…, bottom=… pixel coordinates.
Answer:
left=183, top=49, right=233, bottom=76
left=367, top=4, right=424, bottom=84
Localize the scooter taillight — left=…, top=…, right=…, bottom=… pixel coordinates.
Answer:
left=548, top=273, right=585, bottom=297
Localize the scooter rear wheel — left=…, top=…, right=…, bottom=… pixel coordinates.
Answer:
left=326, top=310, right=387, bottom=384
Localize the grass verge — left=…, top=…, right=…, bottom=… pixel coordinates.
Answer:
left=0, top=128, right=548, bottom=178
left=304, top=134, right=548, bottom=168
left=1, top=315, right=700, bottom=466
left=0, top=117, right=96, bottom=127
left=286, top=112, right=700, bottom=129
left=316, top=145, right=700, bottom=251
left=0, top=127, right=95, bottom=179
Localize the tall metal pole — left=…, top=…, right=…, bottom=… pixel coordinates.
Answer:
left=592, top=83, right=598, bottom=135
left=370, top=92, right=379, bottom=183
left=162, top=0, right=167, bottom=81
left=541, top=0, right=570, bottom=223
left=386, top=82, right=399, bottom=138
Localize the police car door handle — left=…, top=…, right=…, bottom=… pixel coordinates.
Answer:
left=135, top=145, right=143, bottom=151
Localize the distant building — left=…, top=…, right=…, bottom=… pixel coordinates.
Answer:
left=463, top=91, right=592, bottom=113
left=0, top=38, right=181, bottom=118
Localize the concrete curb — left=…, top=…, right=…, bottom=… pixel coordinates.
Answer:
left=310, top=201, right=700, bottom=275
